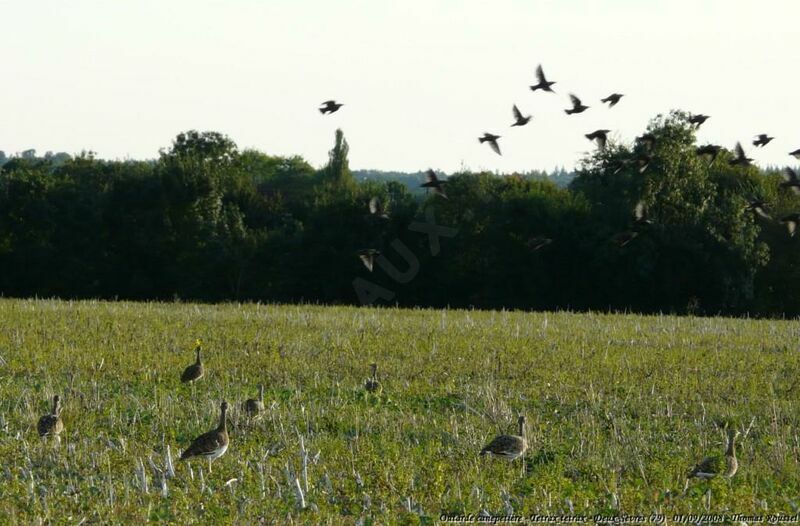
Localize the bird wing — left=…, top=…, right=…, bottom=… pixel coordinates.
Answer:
left=569, top=94, right=582, bottom=107
left=734, top=142, right=745, bottom=159
left=536, top=65, right=547, bottom=83
left=755, top=206, right=771, bottom=220
left=512, top=105, right=522, bottom=120
left=321, top=100, right=335, bottom=106
left=426, top=170, right=439, bottom=184
left=783, top=168, right=799, bottom=183
left=482, top=435, right=522, bottom=455
left=690, top=455, right=723, bottom=477
left=369, top=197, right=380, bottom=214
left=182, top=430, right=224, bottom=458
left=787, top=219, right=798, bottom=236
left=488, top=139, right=501, bottom=155
left=634, top=201, right=646, bottom=221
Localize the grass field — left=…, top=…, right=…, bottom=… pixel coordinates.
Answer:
left=1, top=299, right=799, bottom=524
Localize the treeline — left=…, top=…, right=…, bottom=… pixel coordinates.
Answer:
left=1, top=112, right=798, bottom=316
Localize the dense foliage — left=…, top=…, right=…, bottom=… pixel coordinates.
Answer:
left=1, top=112, right=798, bottom=315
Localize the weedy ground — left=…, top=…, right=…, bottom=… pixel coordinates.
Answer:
left=0, top=299, right=798, bottom=524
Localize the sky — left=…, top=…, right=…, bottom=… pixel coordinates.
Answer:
left=0, top=0, right=798, bottom=173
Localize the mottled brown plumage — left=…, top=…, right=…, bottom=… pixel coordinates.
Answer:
left=180, top=401, right=229, bottom=473
left=688, top=429, right=740, bottom=480
left=243, top=385, right=265, bottom=418
left=480, top=415, right=527, bottom=461
left=37, top=395, right=64, bottom=437
left=365, top=363, right=382, bottom=393
left=181, top=341, right=204, bottom=383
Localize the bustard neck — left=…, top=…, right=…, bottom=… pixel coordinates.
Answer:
left=726, top=433, right=737, bottom=457
left=219, top=403, right=228, bottom=431
left=195, top=346, right=202, bottom=364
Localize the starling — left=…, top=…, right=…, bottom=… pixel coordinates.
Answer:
left=729, top=142, right=753, bottom=167
left=753, top=134, right=774, bottom=147
left=529, top=65, right=556, bottom=92
left=790, top=149, right=800, bottom=160
left=511, top=105, right=531, bottom=127
left=319, top=100, right=344, bottom=114
left=746, top=199, right=771, bottom=220
left=479, top=133, right=502, bottom=155
left=688, top=114, right=710, bottom=128
left=420, top=169, right=447, bottom=198
left=565, top=94, right=589, bottom=115
left=601, top=93, right=624, bottom=108
left=585, top=129, right=611, bottom=150
left=358, top=249, right=380, bottom=272
left=696, top=144, right=722, bottom=167
left=527, top=237, right=553, bottom=251
left=636, top=133, right=657, bottom=151
left=781, top=168, right=800, bottom=195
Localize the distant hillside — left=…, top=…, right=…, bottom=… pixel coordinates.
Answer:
left=353, top=168, right=575, bottom=193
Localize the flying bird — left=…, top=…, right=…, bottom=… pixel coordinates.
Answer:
left=781, top=214, right=800, bottom=237
left=746, top=199, right=771, bottom=220
left=601, top=93, right=624, bottom=108
left=565, top=94, right=589, bottom=115
left=636, top=133, right=656, bottom=151
left=357, top=249, right=380, bottom=272
left=527, top=237, right=553, bottom=251
left=511, top=105, right=531, bottom=127
left=319, top=100, right=344, bottom=114
left=479, top=133, right=502, bottom=155
left=729, top=142, right=753, bottom=167
left=585, top=129, right=611, bottom=151
left=635, top=153, right=652, bottom=173
left=480, top=416, right=528, bottom=461
left=790, top=149, right=800, bottom=160
left=421, top=169, right=447, bottom=198
left=613, top=231, right=639, bottom=247
left=529, top=65, right=556, bottom=93
left=753, top=134, right=774, bottom=147
left=633, top=201, right=652, bottom=225
left=696, top=144, right=722, bottom=167
left=781, top=168, right=800, bottom=195
left=688, top=114, right=710, bottom=128
left=369, top=197, right=389, bottom=219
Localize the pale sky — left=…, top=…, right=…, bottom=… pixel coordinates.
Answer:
left=0, top=1, right=797, bottom=173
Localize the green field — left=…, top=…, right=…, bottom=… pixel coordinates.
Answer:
left=1, top=299, right=799, bottom=523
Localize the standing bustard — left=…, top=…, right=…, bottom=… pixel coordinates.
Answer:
left=365, top=363, right=382, bottom=393
left=37, top=395, right=64, bottom=438
left=243, top=385, right=265, bottom=418
left=180, top=401, right=230, bottom=473
left=480, top=415, right=528, bottom=461
left=181, top=340, right=204, bottom=383
left=688, top=429, right=740, bottom=481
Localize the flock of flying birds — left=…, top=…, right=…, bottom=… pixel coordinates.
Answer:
left=323, top=63, right=800, bottom=268
left=29, top=64, right=791, bottom=490
left=36, top=342, right=742, bottom=484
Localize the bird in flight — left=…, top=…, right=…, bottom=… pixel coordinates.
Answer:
left=357, top=249, right=380, bottom=272
left=368, top=197, right=389, bottom=219
left=688, top=114, right=710, bottom=129
left=420, top=169, right=448, bottom=198
left=790, top=149, right=800, bottom=160
left=565, top=94, right=589, bottom=115
left=511, top=105, right=531, bottom=127
left=529, top=65, right=556, bottom=93
left=636, top=133, right=656, bottom=152
left=696, top=144, right=721, bottom=167
left=781, top=168, right=800, bottom=195
left=319, top=100, right=344, bottom=114
left=752, top=134, right=774, bottom=147
left=781, top=214, right=800, bottom=237
left=729, top=142, right=753, bottom=167
left=585, top=129, right=611, bottom=151
left=633, top=201, right=652, bottom=226
left=479, top=133, right=502, bottom=155
left=746, top=199, right=771, bottom=220
left=527, top=237, right=553, bottom=251
left=601, top=93, right=624, bottom=108
left=613, top=231, right=639, bottom=247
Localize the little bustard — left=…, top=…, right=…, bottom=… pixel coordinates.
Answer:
left=365, top=363, right=382, bottom=394
left=480, top=415, right=528, bottom=461
left=688, top=429, right=740, bottom=481
left=181, top=340, right=204, bottom=384
left=180, top=401, right=230, bottom=473
left=243, top=385, right=265, bottom=418
left=37, top=395, right=64, bottom=438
